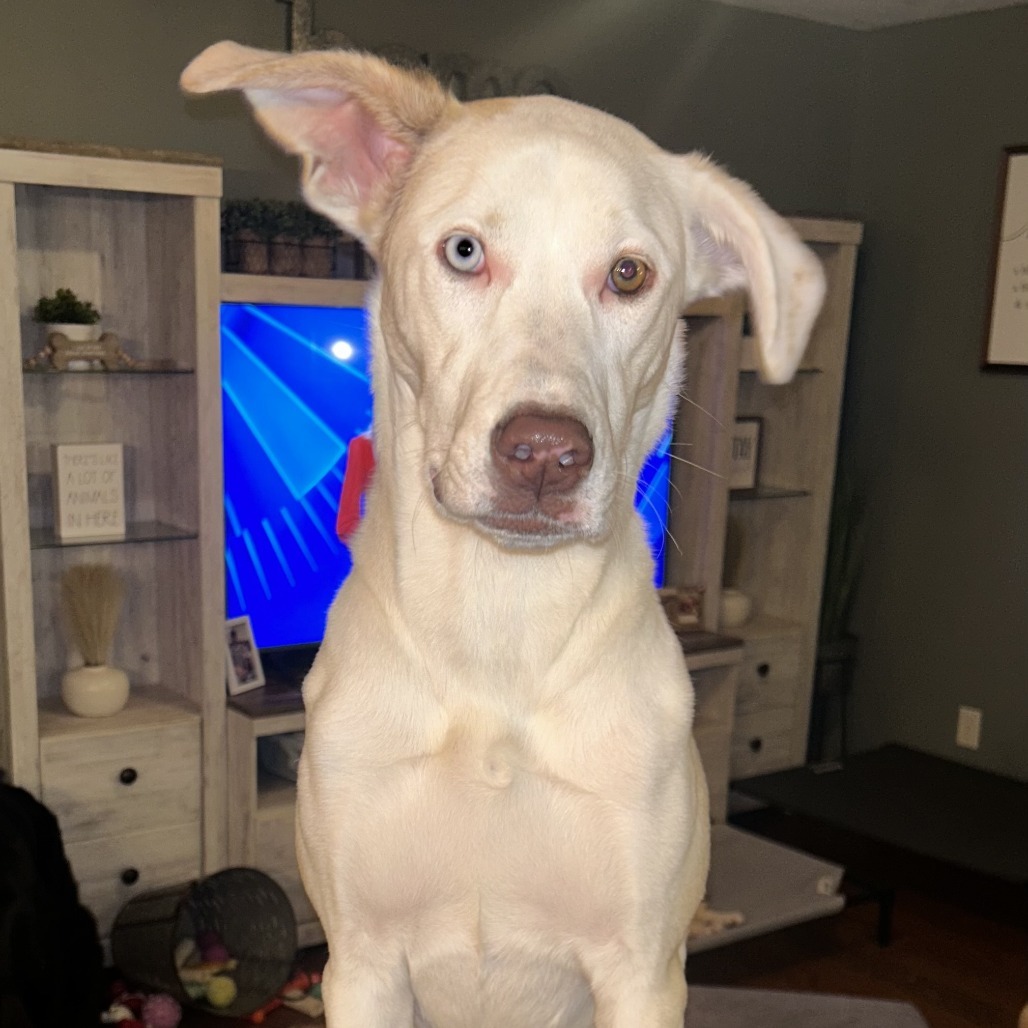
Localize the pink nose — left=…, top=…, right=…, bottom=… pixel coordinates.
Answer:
left=491, top=411, right=594, bottom=502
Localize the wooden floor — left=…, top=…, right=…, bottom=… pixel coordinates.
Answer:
left=178, top=883, right=1026, bottom=1027
left=689, top=885, right=1027, bottom=1028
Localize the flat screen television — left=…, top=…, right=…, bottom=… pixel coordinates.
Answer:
left=221, top=275, right=672, bottom=668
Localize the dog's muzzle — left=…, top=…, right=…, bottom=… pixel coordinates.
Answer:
left=478, top=409, right=594, bottom=542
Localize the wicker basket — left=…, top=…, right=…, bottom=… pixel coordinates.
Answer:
left=111, top=867, right=297, bottom=1018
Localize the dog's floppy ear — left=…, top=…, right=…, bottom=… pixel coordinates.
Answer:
left=181, top=42, right=456, bottom=250
left=669, top=154, right=826, bottom=384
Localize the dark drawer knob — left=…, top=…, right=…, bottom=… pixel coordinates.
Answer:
left=120, top=867, right=140, bottom=886
left=119, top=767, right=138, bottom=785
left=757, top=663, right=771, bottom=678
left=749, top=737, right=763, bottom=753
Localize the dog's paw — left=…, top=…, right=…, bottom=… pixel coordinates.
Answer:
left=688, top=901, right=745, bottom=938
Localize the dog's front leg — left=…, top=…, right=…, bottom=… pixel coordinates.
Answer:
left=320, top=952, right=415, bottom=1028
left=586, top=952, right=688, bottom=1028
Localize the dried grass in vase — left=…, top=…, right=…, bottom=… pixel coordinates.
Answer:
left=60, top=563, right=130, bottom=717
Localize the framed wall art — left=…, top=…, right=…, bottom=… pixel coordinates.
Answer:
left=729, top=417, right=763, bottom=491
left=983, top=145, right=1028, bottom=371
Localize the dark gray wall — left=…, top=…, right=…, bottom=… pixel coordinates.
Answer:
left=1, top=2, right=1024, bottom=778
left=843, top=7, right=1028, bottom=780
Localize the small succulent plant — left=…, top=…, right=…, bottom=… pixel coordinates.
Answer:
left=33, top=288, right=101, bottom=325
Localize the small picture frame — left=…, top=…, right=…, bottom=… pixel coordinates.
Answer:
left=730, top=417, right=762, bottom=491
left=658, top=586, right=705, bottom=631
left=225, top=615, right=265, bottom=694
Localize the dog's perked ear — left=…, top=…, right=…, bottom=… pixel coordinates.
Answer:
left=180, top=42, right=455, bottom=251
left=667, top=154, right=826, bottom=384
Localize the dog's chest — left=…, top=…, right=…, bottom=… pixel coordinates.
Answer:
left=305, top=689, right=683, bottom=925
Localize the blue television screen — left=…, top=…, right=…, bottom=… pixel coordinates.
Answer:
left=222, top=301, right=672, bottom=652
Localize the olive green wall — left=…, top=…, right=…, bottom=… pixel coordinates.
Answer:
left=843, top=7, right=1028, bottom=780
left=1, top=2, right=1023, bottom=778
left=0, top=1, right=856, bottom=209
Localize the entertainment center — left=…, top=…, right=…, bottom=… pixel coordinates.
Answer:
left=0, top=141, right=860, bottom=947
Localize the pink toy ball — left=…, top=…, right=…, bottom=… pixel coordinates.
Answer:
left=141, top=992, right=182, bottom=1028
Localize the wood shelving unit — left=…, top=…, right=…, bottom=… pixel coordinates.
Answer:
left=727, top=218, right=863, bottom=779
left=0, top=142, right=226, bottom=941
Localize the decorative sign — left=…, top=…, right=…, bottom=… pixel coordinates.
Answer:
left=729, top=418, right=763, bottom=491
left=53, top=443, right=126, bottom=541
left=983, top=146, right=1028, bottom=370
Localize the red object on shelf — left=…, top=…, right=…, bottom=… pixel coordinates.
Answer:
left=336, top=434, right=375, bottom=542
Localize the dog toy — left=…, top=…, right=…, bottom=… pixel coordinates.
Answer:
left=248, top=970, right=324, bottom=1023
left=197, top=927, right=231, bottom=964
left=177, top=957, right=239, bottom=986
left=141, top=993, right=182, bottom=1028
left=205, top=973, right=238, bottom=1009
left=102, top=988, right=180, bottom=1028
left=175, top=927, right=238, bottom=1005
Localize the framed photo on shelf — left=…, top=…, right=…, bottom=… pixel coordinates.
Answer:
left=730, top=417, right=762, bottom=491
left=225, top=615, right=265, bottom=695
left=658, top=586, right=705, bottom=632
left=983, top=145, right=1028, bottom=371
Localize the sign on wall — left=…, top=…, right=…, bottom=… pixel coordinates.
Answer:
left=983, top=145, right=1028, bottom=370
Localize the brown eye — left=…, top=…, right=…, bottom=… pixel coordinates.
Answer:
left=608, top=256, right=649, bottom=295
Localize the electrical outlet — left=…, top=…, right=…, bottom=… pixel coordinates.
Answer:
left=956, top=706, right=982, bottom=750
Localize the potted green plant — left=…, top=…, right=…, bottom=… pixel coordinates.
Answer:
left=33, top=288, right=102, bottom=342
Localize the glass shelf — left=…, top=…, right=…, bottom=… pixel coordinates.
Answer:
left=23, top=365, right=194, bottom=376
left=730, top=486, right=811, bottom=501
left=739, top=365, right=823, bottom=376
left=30, top=520, right=198, bottom=549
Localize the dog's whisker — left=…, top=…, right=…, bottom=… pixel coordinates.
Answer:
left=663, top=524, right=683, bottom=558
left=666, top=452, right=725, bottom=479
left=676, top=393, right=727, bottom=431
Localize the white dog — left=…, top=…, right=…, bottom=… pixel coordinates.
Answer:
left=183, top=43, right=824, bottom=1028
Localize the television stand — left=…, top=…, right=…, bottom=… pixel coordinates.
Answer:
left=225, top=684, right=319, bottom=945
left=260, top=645, right=319, bottom=688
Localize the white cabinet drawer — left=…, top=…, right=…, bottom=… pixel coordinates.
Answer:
left=66, top=823, right=201, bottom=938
left=736, top=635, right=801, bottom=715
left=730, top=707, right=794, bottom=779
left=41, top=722, right=200, bottom=842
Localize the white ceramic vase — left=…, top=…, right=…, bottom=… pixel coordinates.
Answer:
left=719, top=588, right=753, bottom=629
left=47, top=322, right=101, bottom=343
left=61, top=664, right=130, bottom=717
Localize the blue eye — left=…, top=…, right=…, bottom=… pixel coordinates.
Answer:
left=443, top=234, right=485, bottom=273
